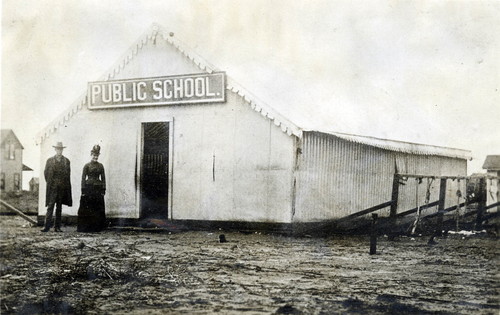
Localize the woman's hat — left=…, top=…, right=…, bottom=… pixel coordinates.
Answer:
left=91, top=144, right=101, bottom=155
left=53, top=141, right=66, bottom=149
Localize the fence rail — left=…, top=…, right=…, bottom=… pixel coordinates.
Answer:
left=336, top=173, right=499, bottom=236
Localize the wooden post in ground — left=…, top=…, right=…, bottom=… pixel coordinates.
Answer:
left=475, top=177, right=486, bottom=231
left=390, top=174, right=400, bottom=217
left=435, top=178, right=447, bottom=237
left=388, top=173, right=400, bottom=240
left=370, top=213, right=378, bottom=255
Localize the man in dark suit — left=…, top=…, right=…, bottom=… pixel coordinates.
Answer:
left=41, top=142, right=72, bottom=232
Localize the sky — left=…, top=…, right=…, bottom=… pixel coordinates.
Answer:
left=1, top=0, right=499, bottom=189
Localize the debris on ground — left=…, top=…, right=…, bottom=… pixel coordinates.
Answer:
left=0, top=216, right=498, bottom=314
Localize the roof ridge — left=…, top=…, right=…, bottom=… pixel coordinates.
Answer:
left=37, top=23, right=302, bottom=144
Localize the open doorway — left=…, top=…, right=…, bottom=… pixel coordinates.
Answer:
left=140, top=122, right=169, bottom=219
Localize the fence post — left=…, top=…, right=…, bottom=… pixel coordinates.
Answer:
left=388, top=174, right=400, bottom=240
left=370, top=213, right=378, bottom=255
left=475, top=177, right=486, bottom=231
left=390, top=174, right=400, bottom=217
left=435, top=178, right=447, bottom=237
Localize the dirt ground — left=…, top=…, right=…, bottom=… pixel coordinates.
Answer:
left=0, top=216, right=498, bottom=314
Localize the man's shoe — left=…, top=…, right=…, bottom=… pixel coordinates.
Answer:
left=40, top=229, right=50, bottom=232
left=54, top=228, right=63, bottom=232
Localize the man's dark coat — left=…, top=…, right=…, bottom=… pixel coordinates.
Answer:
left=44, top=156, right=72, bottom=207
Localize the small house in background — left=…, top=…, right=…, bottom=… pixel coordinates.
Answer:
left=29, top=177, right=39, bottom=193
left=482, top=155, right=500, bottom=211
left=1, top=129, right=32, bottom=192
left=483, top=155, right=500, bottom=177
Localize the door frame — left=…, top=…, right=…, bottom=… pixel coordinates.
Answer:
left=136, top=117, right=174, bottom=220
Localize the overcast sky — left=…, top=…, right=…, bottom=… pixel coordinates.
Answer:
left=2, top=0, right=499, bottom=186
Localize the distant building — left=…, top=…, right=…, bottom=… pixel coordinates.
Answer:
left=483, top=155, right=500, bottom=176
left=29, top=177, right=39, bottom=193
left=482, top=155, right=500, bottom=211
left=1, top=129, right=32, bottom=192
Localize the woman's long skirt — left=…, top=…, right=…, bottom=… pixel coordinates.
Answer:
left=77, top=194, right=106, bottom=232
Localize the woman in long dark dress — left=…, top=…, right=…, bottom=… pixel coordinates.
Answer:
left=77, top=145, right=106, bottom=232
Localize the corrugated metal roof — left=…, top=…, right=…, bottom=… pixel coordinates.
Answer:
left=482, top=155, right=500, bottom=170
left=306, top=130, right=472, bottom=160
left=36, top=24, right=301, bottom=144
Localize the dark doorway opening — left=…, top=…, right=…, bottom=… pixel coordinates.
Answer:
left=141, top=122, right=169, bottom=219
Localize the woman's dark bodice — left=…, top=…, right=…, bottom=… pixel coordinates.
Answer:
left=82, top=161, right=106, bottom=193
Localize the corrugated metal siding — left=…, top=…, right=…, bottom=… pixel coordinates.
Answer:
left=294, top=132, right=394, bottom=221
left=293, top=132, right=467, bottom=222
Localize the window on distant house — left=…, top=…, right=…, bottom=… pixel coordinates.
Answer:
left=9, top=144, right=15, bottom=159
left=0, top=173, right=5, bottom=190
left=14, top=173, right=20, bottom=191
left=6, top=143, right=15, bottom=160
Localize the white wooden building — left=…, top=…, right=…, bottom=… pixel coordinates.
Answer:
left=37, top=25, right=471, bottom=229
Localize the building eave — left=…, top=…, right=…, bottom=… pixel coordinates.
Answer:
left=36, top=24, right=302, bottom=145
left=306, top=130, right=472, bottom=160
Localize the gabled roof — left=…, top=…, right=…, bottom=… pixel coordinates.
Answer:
left=37, top=24, right=471, bottom=160
left=1, top=129, right=24, bottom=149
left=482, top=155, right=500, bottom=170
left=36, top=24, right=301, bottom=145
left=307, top=130, right=472, bottom=160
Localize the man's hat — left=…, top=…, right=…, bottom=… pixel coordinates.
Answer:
left=53, top=141, right=66, bottom=149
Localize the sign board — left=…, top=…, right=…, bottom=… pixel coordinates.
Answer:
left=88, top=72, right=226, bottom=109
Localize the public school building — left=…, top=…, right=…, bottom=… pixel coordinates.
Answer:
left=37, top=25, right=472, bottom=231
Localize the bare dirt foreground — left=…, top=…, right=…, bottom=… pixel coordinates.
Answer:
left=0, top=216, right=498, bottom=315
